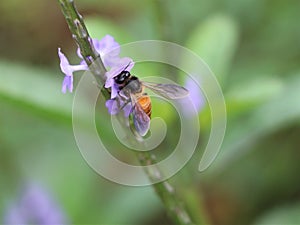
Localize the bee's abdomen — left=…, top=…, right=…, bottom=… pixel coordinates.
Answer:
left=138, top=95, right=152, bottom=118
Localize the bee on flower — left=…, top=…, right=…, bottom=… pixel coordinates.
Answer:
left=58, top=35, right=189, bottom=136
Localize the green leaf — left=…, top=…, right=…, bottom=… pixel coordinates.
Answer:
left=210, top=73, right=300, bottom=173
left=0, top=60, right=73, bottom=117
left=0, top=60, right=95, bottom=123
left=0, top=98, right=93, bottom=220
left=185, top=14, right=239, bottom=85
left=0, top=85, right=161, bottom=224
left=95, top=187, right=162, bottom=224
left=253, top=203, right=300, bottom=225
left=225, top=75, right=284, bottom=116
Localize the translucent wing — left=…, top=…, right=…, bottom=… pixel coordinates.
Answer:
left=130, top=94, right=150, bottom=136
left=142, top=81, right=189, bottom=99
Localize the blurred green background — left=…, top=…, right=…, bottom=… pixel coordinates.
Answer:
left=1, top=0, right=300, bottom=224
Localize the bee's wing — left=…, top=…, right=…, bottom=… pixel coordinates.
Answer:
left=130, top=94, right=150, bottom=136
left=142, top=81, right=189, bottom=99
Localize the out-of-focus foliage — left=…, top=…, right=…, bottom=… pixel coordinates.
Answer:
left=253, top=203, right=300, bottom=225
left=1, top=0, right=300, bottom=224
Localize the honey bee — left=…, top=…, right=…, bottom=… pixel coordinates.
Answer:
left=113, top=70, right=189, bottom=136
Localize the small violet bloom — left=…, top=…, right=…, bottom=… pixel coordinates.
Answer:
left=58, top=48, right=88, bottom=93
left=59, top=34, right=135, bottom=116
left=93, top=35, right=121, bottom=68
left=106, top=98, right=132, bottom=117
left=59, top=34, right=133, bottom=95
left=3, top=183, right=69, bottom=225
left=76, top=35, right=120, bottom=68
left=180, top=77, right=205, bottom=116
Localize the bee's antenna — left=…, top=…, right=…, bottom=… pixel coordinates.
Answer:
left=123, top=60, right=133, bottom=71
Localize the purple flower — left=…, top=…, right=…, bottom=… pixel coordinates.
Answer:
left=58, top=48, right=88, bottom=93
left=180, top=77, right=205, bottom=116
left=59, top=34, right=136, bottom=117
left=59, top=35, right=133, bottom=96
left=105, top=99, right=120, bottom=115
left=77, top=35, right=120, bottom=68
left=3, top=183, right=69, bottom=225
left=93, top=35, right=120, bottom=68
left=106, top=98, right=132, bottom=117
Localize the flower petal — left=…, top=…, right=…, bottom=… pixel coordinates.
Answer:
left=105, top=99, right=119, bottom=115
left=185, top=77, right=204, bottom=111
left=95, top=35, right=120, bottom=55
left=93, top=35, right=121, bottom=68
left=4, top=183, right=68, bottom=225
left=58, top=48, right=89, bottom=94
left=62, top=75, right=73, bottom=93
left=123, top=103, right=132, bottom=117
left=180, top=77, right=205, bottom=116
left=105, top=98, right=132, bottom=117
left=58, top=48, right=88, bottom=75
left=58, top=48, right=72, bottom=76
left=110, top=83, right=119, bottom=99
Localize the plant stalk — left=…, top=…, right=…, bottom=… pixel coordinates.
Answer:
left=57, top=0, right=106, bottom=85
left=57, top=1, right=195, bottom=224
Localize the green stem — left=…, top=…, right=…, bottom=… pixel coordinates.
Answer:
left=57, top=1, right=195, bottom=225
left=137, top=152, right=195, bottom=225
left=57, top=0, right=106, bottom=85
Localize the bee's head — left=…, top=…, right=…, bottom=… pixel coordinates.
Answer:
left=114, top=71, right=131, bottom=85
